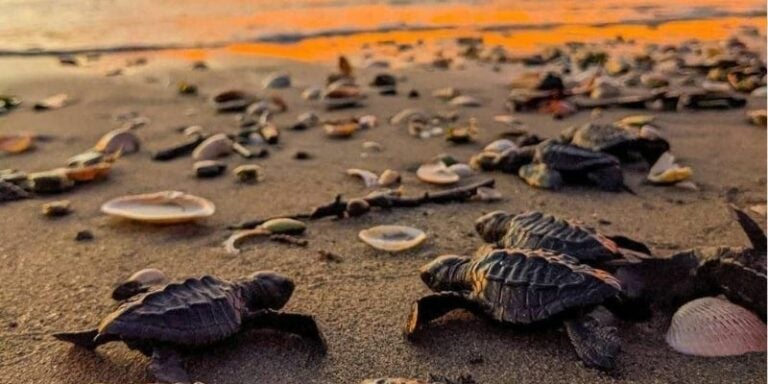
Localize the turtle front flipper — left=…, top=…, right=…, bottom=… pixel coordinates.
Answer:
left=149, top=346, right=190, bottom=384
left=244, top=310, right=327, bottom=353
left=729, top=204, right=766, bottom=253
left=405, top=292, right=482, bottom=339
left=111, top=281, right=150, bottom=301
left=564, top=307, right=621, bottom=370
left=53, top=329, right=115, bottom=350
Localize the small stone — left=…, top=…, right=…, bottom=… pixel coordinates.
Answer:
left=294, top=151, right=311, bottom=160
left=42, top=200, right=72, bottom=217
left=75, top=230, right=94, bottom=242
left=194, top=160, right=227, bottom=178
left=408, top=89, right=420, bottom=98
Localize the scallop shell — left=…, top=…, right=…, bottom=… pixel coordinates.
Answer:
left=666, top=297, right=767, bottom=357
left=192, top=133, right=232, bottom=160
left=416, top=162, right=460, bottom=185
left=93, top=128, right=140, bottom=155
left=347, top=168, right=379, bottom=187
left=101, top=191, right=215, bottom=224
left=358, top=225, right=426, bottom=252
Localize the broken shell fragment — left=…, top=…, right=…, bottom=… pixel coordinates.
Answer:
left=34, top=93, right=71, bottom=110
left=112, top=268, right=169, bottom=300
left=325, top=122, right=358, bottom=138
left=101, top=191, right=215, bottom=224
left=449, top=95, right=482, bottom=107
left=747, top=109, right=766, bottom=127
left=233, top=164, right=263, bottom=183
left=647, top=152, right=693, bottom=185
left=223, top=227, right=271, bottom=254
left=666, top=297, right=766, bottom=357
left=378, top=169, right=401, bottom=187
left=358, top=225, right=427, bottom=252
left=194, top=160, right=227, bottom=178
left=483, top=139, right=517, bottom=153
left=67, top=151, right=104, bottom=167
left=390, top=108, right=428, bottom=126
left=29, top=169, right=74, bottom=193
left=42, top=200, right=72, bottom=217
left=0, top=134, right=33, bottom=154
left=294, top=112, right=319, bottom=130
left=322, top=85, right=364, bottom=109
left=192, top=133, right=232, bottom=160
left=261, top=218, right=307, bottom=235
left=416, top=162, right=460, bottom=185
left=347, top=168, right=379, bottom=188
left=259, top=124, right=280, bottom=144
left=63, top=163, right=112, bottom=182
left=211, top=90, right=252, bottom=112
left=432, top=87, right=460, bottom=101
left=302, top=87, right=322, bottom=100
left=447, top=163, right=474, bottom=178
left=473, top=187, right=502, bottom=202
left=618, top=115, right=656, bottom=128
left=262, top=72, right=291, bottom=89
left=93, top=128, right=140, bottom=155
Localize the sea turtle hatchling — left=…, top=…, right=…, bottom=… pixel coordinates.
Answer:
left=560, top=122, right=669, bottom=165
left=474, top=210, right=651, bottom=268
left=53, top=272, right=326, bottom=383
left=533, top=141, right=629, bottom=192
left=406, top=248, right=623, bottom=370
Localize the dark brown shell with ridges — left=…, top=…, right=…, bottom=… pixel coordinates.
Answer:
left=467, top=248, right=621, bottom=324
left=497, top=211, right=621, bottom=264
left=98, top=276, right=245, bottom=345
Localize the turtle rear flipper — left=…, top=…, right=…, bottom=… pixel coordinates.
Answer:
left=149, top=346, right=190, bottom=384
left=405, top=292, right=483, bottom=339
left=52, top=329, right=106, bottom=349
left=729, top=204, right=766, bottom=253
left=564, top=308, right=621, bottom=370
left=244, top=310, right=327, bottom=353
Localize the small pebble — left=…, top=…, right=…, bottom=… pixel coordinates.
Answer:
left=75, top=230, right=94, bottom=241
left=294, top=151, right=311, bottom=160
left=194, top=160, right=227, bottom=178
left=42, top=200, right=72, bottom=217
left=408, top=89, right=420, bottom=98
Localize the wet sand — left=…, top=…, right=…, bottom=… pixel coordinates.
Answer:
left=0, top=54, right=765, bottom=384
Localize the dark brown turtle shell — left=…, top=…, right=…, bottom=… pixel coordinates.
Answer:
left=489, top=211, right=622, bottom=265
left=463, top=248, right=620, bottom=324
left=97, top=276, right=245, bottom=346
left=534, top=141, right=620, bottom=173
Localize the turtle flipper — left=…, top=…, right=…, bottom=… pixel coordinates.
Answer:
left=52, top=329, right=103, bottom=350
left=244, top=310, right=327, bottom=353
left=405, top=292, right=481, bottom=339
left=729, top=204, right=766, bottom=253
left=149, top=346, right=190, bottom=384
left=564, top=307, right=620, bottom=370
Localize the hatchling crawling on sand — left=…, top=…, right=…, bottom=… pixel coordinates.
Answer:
left=53, top=272, right=326, bottom=383
left=406, top=248, right=624, bottom=370
left=474, top=210, right=651, bottom=269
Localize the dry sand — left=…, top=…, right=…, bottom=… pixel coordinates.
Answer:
left=0, top=54, right=765, bottom=384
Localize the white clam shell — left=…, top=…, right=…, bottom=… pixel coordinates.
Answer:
left=346, top=168, right=379, bottom=188
left=447, top=163, right=474, bottom=178
left=192, top=133, right=232, bottom=160
left=94, top=128, right=141, bottom=155
left=666, top=297, right=767, bottom=357
left=417, top=162, right=460, bottom=185
left=101, top=191, right=215, bottom=224
left=358, top=225, right=426, bottom=252
left=448, top=95, right=482, bottom=107
left=127, top=268, right=168, bottom=285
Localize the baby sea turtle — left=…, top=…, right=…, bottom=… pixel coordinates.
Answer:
left=407, top=248, right=623, bottom=370
left=53, top=272, right=326, bottom=383
left=474, top=210, right=650, bottom=268
left=534, top=141, right=629, bottom=192
left=560, top=123, right=669, bottom=164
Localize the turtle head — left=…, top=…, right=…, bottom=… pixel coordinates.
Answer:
left=474, top=210, right=512, bottom=243
left=240, top=271, right=295, bottom=310
left=420, top=255, right=470, bottom=292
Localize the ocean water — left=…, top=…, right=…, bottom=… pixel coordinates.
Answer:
left=0, top=0, right=764, bottom=55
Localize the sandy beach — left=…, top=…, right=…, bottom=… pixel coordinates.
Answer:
left=0, top=45, right=765, bottom=384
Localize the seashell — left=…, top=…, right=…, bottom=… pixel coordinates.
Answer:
left=63, top=163, right=112, bottom=182
left=295, top=112, right=319, bottom=130
left=177, top=81, right=198, bottom=95
left=483, top=139, right=517, bottom=154
left=0, top=134, right=33, bottom=154
left=322, top=85, right=364, bottom=109
left=0, top=180, right=30, bottom=203
left=362, top=141, right=383, bottom=152
left=223, top=227, right=271, bottom=254
left=474, top=186, right=502, bottom=202
left=347, top=168, right=379, bottom=188
left=346, top=199, right=370, bottom=217
left=378, top=169, right=401, bottom=187
left=0, top=169, right=27, bottom=186
left=127, top=268, right=167, bottom=286
left=42, top=200, right=72, bottom=217
left=260, top=218, right=307, bottom=235
left=325, top=122, right=358, bottom=138
left=111, top=268, right=169, bottom=300
left=416, top=162, right=460, bottom=185
left=493, top=115, right=522, bottom=125
left=67, top=151, right=104, bottom=167
left=29, top=169, right=74, bottom=193
left=358, top=225, right=426, bottom=252
left=302, top=87, right=322, bottom=100
left=701, top=81, right=731, bottom=93
left=101, top=191, right=215, bottom=224
left=639, top=125, right=664, bottom=141
left=447, top=163, right=474, bottom=178
left=666, top=297, right=766, bottom=357
left=432, top=87, right=460, bottom=101
left=518, top=163, right=563, bottom=190
left=93, top=128, right=140, bottom=155
left=233, top=164, right=262, bottom=183
left=34, top=93, right=71, bottom=110
left=648, top=152, right=692, bottom=185
left=618, top=115, right=655, bottom=128
left=449, top=95, right=482, bottom=107
left=259, top=124, right=280, bottom=144
left=262, top=72, right=291, bottom=89
left=390, top=108, right=428, bottom=126
left=211, top=90, right=252, bottom=112
left=192, top=133, right=232, bottom=160
left=751, top=87, right=767, bottom=97
left=358, top=115, right=378, bottom=130
left=749, top=204, right=767, bottom=217
left=747, top=109, right=766, bottom=127
left=194, top=160, right=226, bottom=178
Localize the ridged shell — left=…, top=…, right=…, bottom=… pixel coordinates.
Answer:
left=666, top=297, right=767, bottom=356
left=359, top=225, right=426, bottom=252
left=98, top=276, right=244, bottom=345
